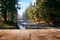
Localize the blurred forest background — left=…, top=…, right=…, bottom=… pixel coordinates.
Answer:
left=0, top=0, right=20, bottom=29
left=0, top=0, right=60, bottom=29
left=28, top=0, right=60, bottom=24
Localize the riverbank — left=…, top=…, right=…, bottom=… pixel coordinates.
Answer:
left=0, top=24, right=18, bottom=29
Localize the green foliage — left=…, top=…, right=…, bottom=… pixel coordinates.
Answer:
left=0, top=0, right=20, bottom=28
left=0, top=0, right=18, bottom=24
left=33, top=0, right=60, bottom=24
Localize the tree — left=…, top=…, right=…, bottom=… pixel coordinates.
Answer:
left=1, top=0, right=19, bottom=24
left=33, top=0, right=60, bottom=25
left=41, top=0, right=60, bottom=25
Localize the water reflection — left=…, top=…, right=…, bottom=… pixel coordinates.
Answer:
left=17, top=20, right=41, bottom=29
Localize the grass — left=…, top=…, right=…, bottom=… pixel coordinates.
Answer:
left=0, top=24, right=18, bottom=29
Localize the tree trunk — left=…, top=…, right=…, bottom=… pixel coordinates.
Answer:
left=4, top=10, right=7, bottom=24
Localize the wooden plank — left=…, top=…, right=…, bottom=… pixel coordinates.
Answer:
left=0, top=29, right=59, bottom=40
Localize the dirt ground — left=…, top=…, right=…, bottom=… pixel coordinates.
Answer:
left=0, top=29, right=60, bottom=40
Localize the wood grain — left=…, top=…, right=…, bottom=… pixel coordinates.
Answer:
left=0, top=29, right=60, bottom=40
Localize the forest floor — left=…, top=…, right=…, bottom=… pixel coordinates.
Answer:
left=0, top=25, right=17, bottom=29
left=26, top=23, right=60, bottom=29
left=0, top=23, right=60, bottom=29
left=0, top=21, right=60, bottom=29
